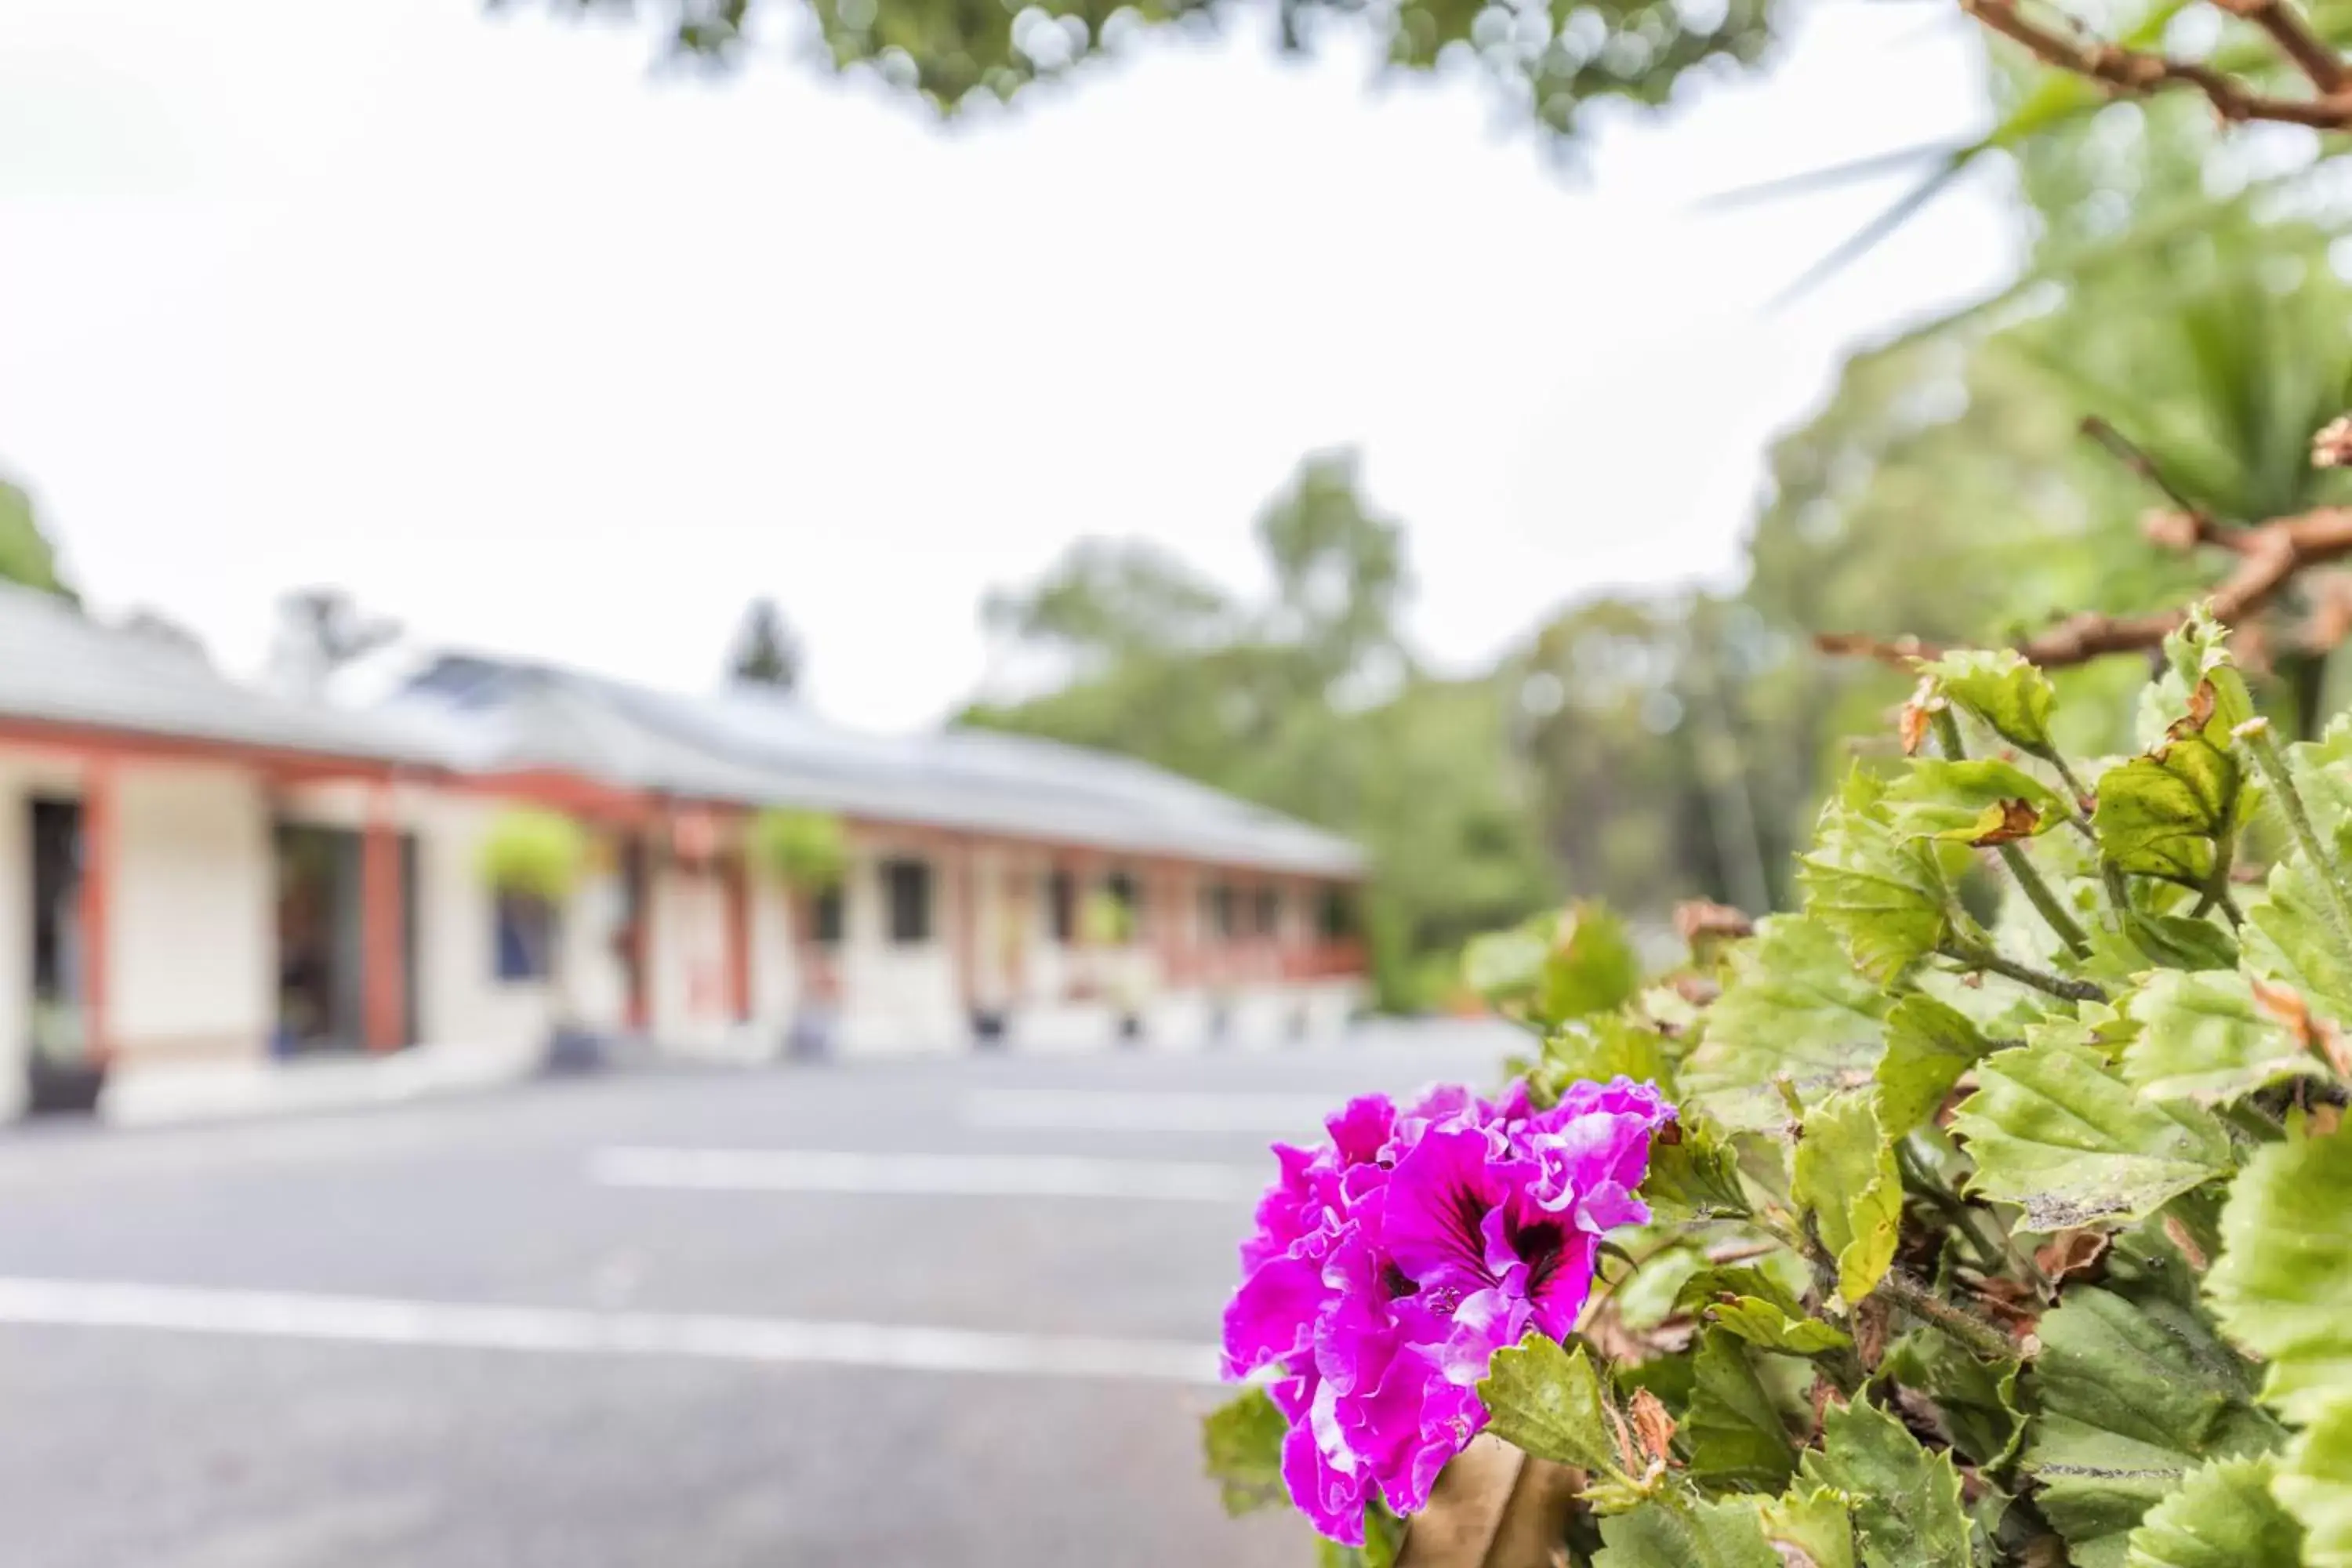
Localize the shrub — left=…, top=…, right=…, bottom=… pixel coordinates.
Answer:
left=1209, top=605, right=2352, bottom=1566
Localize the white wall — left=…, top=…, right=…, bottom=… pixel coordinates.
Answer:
left=111, top=763, right=272, bottom=1062
left=834, top=843, right=964, bottom=1053
left=407, top=793, right=554, bottom=1051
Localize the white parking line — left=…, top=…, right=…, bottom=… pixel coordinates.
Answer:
left=962, top=1088, right=1334, bottom=1135
left=0, top=1276, right=1225, bottom=1385
left=588, top=1146, right=1270, bottom=1203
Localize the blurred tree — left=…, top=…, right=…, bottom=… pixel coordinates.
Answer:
left=504, top=0, right=1776, bottom=139
left=267, top=588, right=401, bottom=699
left=0, top=478, right=77, bottom=602
left=965, top=451, right=1548, bottom=1008
left=728, top=597, right=804, bottom=691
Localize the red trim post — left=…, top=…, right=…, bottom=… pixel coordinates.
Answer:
left=723, top=853, right=753, bottom=1024
left=950, top=836, right=978, bottom=1015
left=361, top=786, right=406, bottom=1052
left=78, top=759, right=115, bottom=1065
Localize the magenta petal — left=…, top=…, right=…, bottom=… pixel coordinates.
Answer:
left=1327, top=1094, right=1399, bottom=1166
left=1282, top=1411, right=1370, bottom=1545
left=1383, top=1127, right=1503, bottom=1284
left=1223, top=1249, right=1325, bottom=1378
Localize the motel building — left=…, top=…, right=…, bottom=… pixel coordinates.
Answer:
left=0, top=586, right=1368, bottom=1120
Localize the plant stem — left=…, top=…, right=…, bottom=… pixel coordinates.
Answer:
left=1938, top=938, right=2108, bottom=1004
left=1998, top=844, right=2094, bottom=959
left=1934, top=706, right=2092, bottom=958
left=2240, top=717, right=2352, bottom=963
left=1873, top=1267, right=2016, bottom=1362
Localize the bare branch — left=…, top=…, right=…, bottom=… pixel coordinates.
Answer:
left=1961, top=0, right=2352, bottom=130
left=2080, top=416, right=2214, bottom=527
left=1820, top=504, right=2352, bottom=671
left=2213, top=0, right=2348, bottom=93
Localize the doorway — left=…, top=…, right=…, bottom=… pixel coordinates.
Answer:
left=273, top=822, right=416, bottom=1054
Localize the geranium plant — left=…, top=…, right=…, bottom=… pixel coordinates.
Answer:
left=1206, top=604, right=2352, bottom=1566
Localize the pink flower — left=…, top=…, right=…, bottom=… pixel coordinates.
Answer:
left=1219, top=1077, right=1672, bottom=1544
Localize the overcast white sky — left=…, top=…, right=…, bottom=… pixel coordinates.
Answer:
left=0, top=0, right=2015, bottom=728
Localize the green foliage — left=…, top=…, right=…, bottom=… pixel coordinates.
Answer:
left=1793, top=1399, right=1971, bottom=1568
left=1464, top=904, right=1639, bottom=1033
left=0, top=479, right=74, bottom=602
left=964, top=452, right=1555, bottom=1010
left=2125, top=1455, right=2305, bottom=1568
left=477, top=808, right=588, bottom=902
left=1953, top=1043, right=2234, bottom=1230
left=1791, top=1090, right=1900, bottom=1305
left=748, top=808, right=847, bottom=892
left=1200, top=1388, right=1288, bottom=1517
left=726, top=597, right=801, bottom=691
left=1215, top=622, right=2352, bottom=1568
left=517, top=0, right=1777, bottom=140
left=1683, top=1328, right=1796, bottom=1491
left=1477, top=1334, right=1624, bottom=1478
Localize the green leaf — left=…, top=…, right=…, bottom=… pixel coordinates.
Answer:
left=2245, top=851, right=2352, bottom=1026
left=1794, top=1397, right=1971, bottom=1568
left=1882, top=757, right=2069, bottom=843
left=1539, top=905, right=1642, bottom=1025
left=1641, top=1116, right=1752, bottom=1221
left=1798, top=771, right=1953, bottom=985
left=2094, top=736, right=2241, bottom=885
left=2121, top=969, right=2324, bottom=1105
left=2161, top=604, right=2258, bottom=739
left=1759, top=1486, right=1857, bottom=1568
left=1466, top=903, right=1642, bottom=1030
left=2124, top=1454, right=2303, bottom=1568
left=1476, top=1333, right=1623, bottom=1476
left=1684, top=1328, right=1798, bottom=1493
left=2277, top=1399, right=2352, bottom=1568
left=1594, top=1494, right=1780, bottom=1567
left=1792, top=1090, right=1901, bottom=1305
left=1539, top=1015, right=1673, bottom=1102
left=1700, top=1294, right=1853, bottom=1357
left=1951, top=1044, right=2234, bottom=1232
left=1683, top=915, right=1889, bottom=1133
left=1671, top=1265, right=1845, bottom=1359
left=1874, top=994, right=1998, bottom=1138
left=1463, top=925, right=1550, bottom=1013
left=1200, top=1386, right=1287, bottom=1516
left=2024, top=1287, right=2281, bottom=1564
left=1921, top=648, right=2056, bottom=756
left=1876, top=1329, right=2023, bottom=1469
left=2209, top=1129, right=2352, bottom=1427
left=1316, top=1504, right=1404, bottom=1568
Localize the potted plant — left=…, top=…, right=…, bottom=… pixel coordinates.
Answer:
left=750, top=807, right=848, bottom=1060
left=477, top=807, right=599, bottom=1073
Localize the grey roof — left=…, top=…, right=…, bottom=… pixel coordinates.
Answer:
left=0, top=583, right=437, bottom=766
left=385, top=653, right=1365, bottom=877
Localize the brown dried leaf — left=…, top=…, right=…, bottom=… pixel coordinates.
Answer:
left=2032, top=1228, right=2111, bottom=1290
left=1899, top=676, right=1940, bottom=757
left=2162, top=1212, right=2211, bottom=1273
left=2314, top=413, right=2352, bottom=470
left=2252, top=978, right=2351, bottom=1075
left=1626, top=1388, right=1675, bottom=1467
left=1674, top=899, right=1755, bottom=944
left=1852, top=1295, right=1890, bottom=1370
left=1968, top=798, right=2044, bottom=847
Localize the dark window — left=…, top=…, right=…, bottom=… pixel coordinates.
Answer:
left=1254, top=885, right=1283, bottom=937
left=495, top=891, right=557, bottom=982
left=1107, top=869, right=1143, bottom=937
left=1319, top=887, right=1357, bottom=940
left=1049, top=869, right=1077, bottom=943
left=1207, top=883, right=1237, bottom=940
left=884, top=858, right=932, bottom=945
left=811, top=884, right=845, bottom=946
